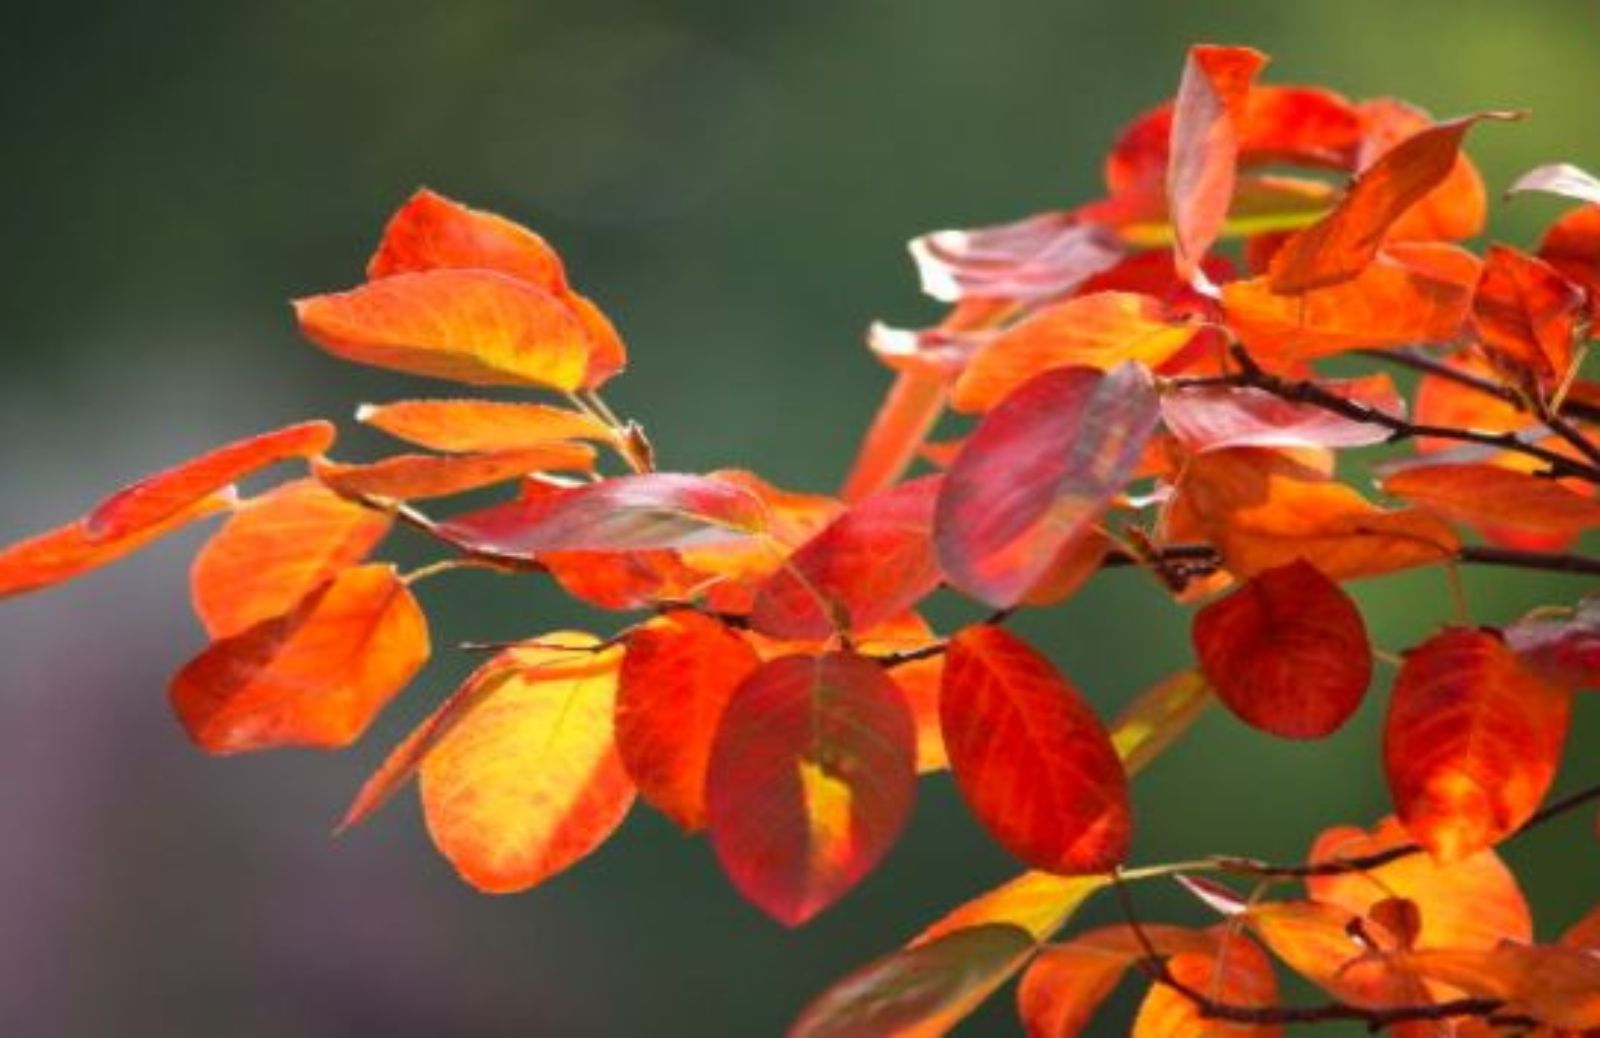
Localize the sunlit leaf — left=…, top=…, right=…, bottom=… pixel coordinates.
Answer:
left=170, top=564, right=429, bottom=753
left=1161, top=376, right=1403, bottom=453
left=1385, top=628, right=1571, bottom=861
left=751, top=476, right=942, bottom=639
left=707, top=652, right=916, bottom=926
left=941, top=625, right=1129, bottom=874
left=368, top=188, right=569, bottom=291
left=1397, top=945, right=1600, bottom=1030
left=908, top=211, right=1125, bottom=304
left=1019, top=925, right=1214, bottom=1038
left=1472, top=244, right=1586, bottom=389
left=418, top=634, right=635, bottom=893
left=614, top=611, right=760, bottom=831
left=1244, top=900, right=1422, bottom=1009
left=1504, top=595, right=1600, bottom=689
left=357, top=398, right=612, bottom=452
left=1193, top=559, right=1371, bottom=738
left=294, top=269, right=592, bottom=390
left=85, top=420, right=335, bottom=541
left=789, top=924, right=1036, bottom=1038
left=938, top=363, right=1159, bottom=607
left=191, top=479, right=391, bottom=638
left=312, top=444, right=595, bottom=501
left=1381, top=462, right=1600, bottom=536
left=1109, top=669, right=1214, bottom=775
left=1131, top=933, right=1282, bottom=1038
left=1166, top=45, right=1268, bottom=285
left=952, top=293, right=1195, bottom=413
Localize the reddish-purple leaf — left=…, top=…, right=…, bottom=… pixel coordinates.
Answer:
left=1508, top=162, right=1600, bottom=207
left=1161, top=376, right=1403, bottom=452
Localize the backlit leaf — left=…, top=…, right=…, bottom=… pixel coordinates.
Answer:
left=357, top=398, right=612, bottom=452
left=937, top=364, right=1159, bottom=607
left=1384, top=628, right=1571, bottom=861
left=1268, top=113, right=1514, bottom=293
left=1193, top=559, right=1372, bottom=738
left=952, top=293, right=1194, bottom=413
left=751, top=476, right=943, bottom=639
left=1131, top=935, right=1282, bottom=1038
left=418, top=634, right=635, bottom=893
left=941, top=626, right=1130, bottom=874
left=908, top=211, right=1125, bottom=304
left=1472, top=244, right=1586, bottom=389
left=439, top=473, right=768, bottom=556
left=789, top=924, right=1035, bottom=1038
left=1019, top=925, right=1214, bottom=1038
left=1381, top=462, right=1600, bottom=536
left=85, top=420, right=335, bottom=541
left=367, top=188, right=568, bottom=291
left=312, top=445, right=594, bottom=501
left=191, top=479, right=391, bottom=638
left=1166, top=45, right=1268, bottom=285
left=1109, top=669, right=1214, bottom=775
left=614, top=611, right=760, bottom=831
left=707, top=652, right=916, bottom=926
left=170, top=564, right=429, bottom=753
left=1161, top=376, right=1403, bottom=452
left=1397, top=945, right=1600, bottom=1030
left=294, top=269, right=591, bottom=390
left=1504, top=595, right=1600, bottom=689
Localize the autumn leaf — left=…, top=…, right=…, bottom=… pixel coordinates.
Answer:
left=938, top=363, right=1159, bottom=607
left=707, top=652, right=916, bottom=926
left=357, top=398, right=613, bottom=452
left=1381, top=462, right=1600, bottom=536
left=1131, top=933, right=1282, bottom=1038
left=170, top=563, right=429, bottom=753
left=295, top=270, right=593, bottom=390
left=1166, top=45, right=1268, bottom=286
left=1268, top=112, right=1515, bottom=293
left=191, top=479, right=391, bottom=638
left=367, top=188, right=569, bottom=291
left=85, top=420, right=335, bottom=542
left=1193, top=559, right=1372, bottom=738
left=417, top=634, right=635, bottom=893
left=750, top=476, right=943, bottom=639
left=1384, top=628, right=1572, bottom=861
left=1019, top=925, right=1215, bottom=1038
left=1471, top=244, right=1586, bottom=389
left=1397, top=944, right=1600, bottom=1030
left=1504, top=595, right=1600, bottom=689
left=940, top=625, right=1130, bottom=874
left=908, top=210, right=1125, bottom=304
left=614, top=611, right=760, bottom=831
left=438, top=472, right=768, bottom=556
left=1161, top=376, right=1404, bottom=453
left=951, top=293, right=1195, bottom=413
left=788, top=924, right=1036, bottom=1038
left=1508, top=162, right=1600, bottom=208
left=1243, top=900, right=1424, bottom=1010
left=311, top=444, right=595, bottom=501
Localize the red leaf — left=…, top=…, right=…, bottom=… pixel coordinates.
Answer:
left=311, top=444, right=595, bottom=501
left=191, top=479, right=391, bottom=638
left=937, top=363, right=1159, bottom=607
left=1166, top=45, right=1269, bottom=285
left=1193, top=559, right=1372, bottom=738
left=707, top=652, right=916, bottom=926
left=416, top=635, right=635, bottom=893
left=1384, top=628, right=1572, bottom=861
left=85, top=420, right=334, bottom=541
left=1504, top=595, right=1600, bottom=690
left=614, top=612, right=760, bottom=831
left=1161, top=376, right=1403, bottom=453
left=750, top=476, right=943, bottom=640
left=170, top=564, right=430, bottom=753
left=0, top=492, right=232, bottom=601
left=367, top=188, right=568, bottom=292
left=1538, top=204, right=1600, bottom=311
left=294, top=270, right=592, bottom=390
left=357, top=398, right=612, bottom=452
left=1472, top=244, right=1586, bottom=389
left=941, top=625, right=1130, bottom=873
left=438, top=473, right=768, bottom=556
left=1268, top=112, right=1516, bottom=293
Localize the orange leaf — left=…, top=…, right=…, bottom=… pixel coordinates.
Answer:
left=1472, top=244, right=1586, bottom=389
left=1307, top=816, right=1531, bottom=952
left=951, top=293, right=1195, bottom=413
left=1385, top=628, right=1571, bottom=861
left=368, top=188, right=568, bottom=291
left=750, top=476, right=942, bottom=639
left=1109, top=669, right=1214, bottom=776
left=85, top=420, right=335, bottom=542
left=312, top=445, right=594, bottom=501
left=1244, top=900, right=1423, bottom=1009
left=1173, top=448, right=1459, bottom=580
left=707, top=652, right=916, bottom=926
left=614, top=611, right=760, bottom=831
left=1397, top=945, right=1600, bottom=1030
left=1019, top=925, right=1215, bottom=1038
left=1193, top=559, right=1372, bottom=738
left=418, top=634, right=635, bottom=893
left=1224, top=243, right=1480, bottom=362
left=941, top=625, right=1130, bottom=874
left=1166, top=45, right=1269, bottom=285
left=294, top=269, right=592, bottom=390
left=1382, top=463, right=1600, bottom=536
left=1268, top=112, right=1513, bottom=293
left=1355, top=99, right=1489, bottom=245
left=191, top=479, right=391, bottom=638
left=0, top=492, right=231, bottom=600
left=1537, top=203, right=1600, bottom=308
left=357, top=398, right=612, bottom=452
left=938, top=363, right=1160, bottom=607
left=170, top=563, right=429, bottom=753
left=789, top=924, right=1036, bottom=1038
left=1132, top=935, right=1282, bottom=1038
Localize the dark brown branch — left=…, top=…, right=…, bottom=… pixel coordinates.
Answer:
left=1458, top=544, right=1600, bottom=577
left=1359, top=347, right=1600, bottom=425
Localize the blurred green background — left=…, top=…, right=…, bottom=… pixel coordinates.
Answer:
left=2, top=1, right=1598, bottom=1034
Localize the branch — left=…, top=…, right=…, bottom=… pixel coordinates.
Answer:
left=1359, top=347, right=1600, bottom=426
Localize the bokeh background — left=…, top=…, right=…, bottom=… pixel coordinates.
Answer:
left=3, top=1, right=1599, bottom=1034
